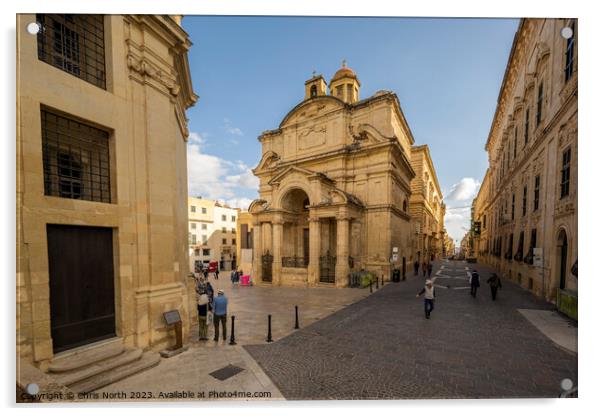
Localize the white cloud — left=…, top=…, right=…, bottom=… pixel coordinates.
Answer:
left=225, top=197, right=254, bottom=210
left=445, top=177, right=481, bottom=201
left=223, top=118, right=243, bottom=136
left=187, top=132, right=258, bottom=204
left=444, top=206, right=471, bottom=243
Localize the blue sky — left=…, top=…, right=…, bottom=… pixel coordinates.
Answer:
left=182, top=16, right=519, bottom=243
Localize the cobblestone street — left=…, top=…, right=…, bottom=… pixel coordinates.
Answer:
left=245, top=260, right=577, bottom=399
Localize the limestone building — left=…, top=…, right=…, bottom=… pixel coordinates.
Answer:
left=17, top=14, right=197, bottom=372
left=249, top=63, right=417, bottom=286
left=472, top=18, right=577, bottom=317
left=409, top=145, right=446, bottom=262
left=235, top=211, right=255, bottom=276
left=188, top=197, right=239, bottom=272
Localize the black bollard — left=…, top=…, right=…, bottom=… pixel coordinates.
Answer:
left=370, top=279, right=373, bottom=293
left=294, top=305, right=299, bottom=329
left=229, top=315, right=237, bottom=345
left=266, top=314, right=273, bottom=343
left=376, top=276, right=379, bottom=289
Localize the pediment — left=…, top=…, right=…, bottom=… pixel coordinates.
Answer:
left=254, top=150, right=281, bottom=173
left=268, top=166, right=317, bottom=186
left=279, top=96, right=345, bottom=128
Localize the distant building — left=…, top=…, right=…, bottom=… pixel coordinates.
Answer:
left=249, top=63, right=418, bottom=286
left=188, top=197, right=239, bottom=272
left=409, top=145, right=446, bottom=262
left=472, top=18, right=577, bottom=318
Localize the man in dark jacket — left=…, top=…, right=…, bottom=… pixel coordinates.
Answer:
left=469, top=269, right=480, bottom=298
left=427, top=262, right=433, bottom=277
left=414, top=260, right=420, bottom=276
left=486, top=273, right=502, bottom=300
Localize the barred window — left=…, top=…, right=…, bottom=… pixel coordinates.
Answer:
left=36, top=14, right=106, bottom=89
left=565, top=22, right=576, bottom=82
left=524, top=108, right=530, bottom=145
left=536, top=82, right=544, bottom=126
left=533, top=175, right=540, bottom=211
left=522, top=185, right=528, bottom=216
left=513, top=127, right=517, bottom=159
left=41, top=109, right=111, bottom=203
left=561, top=148, right=571, bottom=198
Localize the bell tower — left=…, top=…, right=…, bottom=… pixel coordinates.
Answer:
left=329, top=60, right=360, bottom=103
left=304, top=70, right=328, bottom=100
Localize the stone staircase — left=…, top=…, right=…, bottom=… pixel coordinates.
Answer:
left=48, top=338, right=160, bottom=394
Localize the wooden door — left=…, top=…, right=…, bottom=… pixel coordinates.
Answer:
left=47, top=225, right=116, bottom=353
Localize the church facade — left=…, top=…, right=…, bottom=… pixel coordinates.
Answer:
left=249, top=64, right=418, bottom=287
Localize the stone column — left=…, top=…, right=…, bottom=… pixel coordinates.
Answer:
left=252, top=221, right=262, bottom=282
left=272, top=215, right=284, bottom=286
left=335, top=217, right=350, bottom=287
left=308, top=217, right=321, bottom=286
left=262, top=222, right=273, bottom=255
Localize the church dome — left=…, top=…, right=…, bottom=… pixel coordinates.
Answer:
left=331, top=64, right=357, bottom=83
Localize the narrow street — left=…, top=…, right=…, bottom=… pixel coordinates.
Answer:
left=245, top=260, right=577, bottom=399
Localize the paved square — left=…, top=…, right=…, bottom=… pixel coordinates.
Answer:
left=245, top=260, right=578, bottom=399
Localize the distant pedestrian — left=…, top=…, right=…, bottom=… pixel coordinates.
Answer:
left=427, top=262, right=433, bottom=277
left=203, top=267, right=208, bottom=280
left=196, top=291, right=209, bottom=341
left=422, top=261, right=427, bottom=277
left=416, top=279, right=436, bottom=319
left=212, top=289, right=228, bottom=341
left=215, top=268, right=220, bottom=280
left=206, top=281, right=215, bottom=308
left=230, top=269, right=239, bottom=286
left=414, top=260, right=419, bottom=276
left=486, top=273, right=502, bottom=301
left=469, top=269, right=480, bottom=298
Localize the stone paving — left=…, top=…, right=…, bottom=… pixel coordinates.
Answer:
left=94, top=277, right=370, bottom=402
left=245, top=260, right=578, bottom=400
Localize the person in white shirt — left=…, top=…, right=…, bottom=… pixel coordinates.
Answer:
left=416, top=279, right=436, bottom=319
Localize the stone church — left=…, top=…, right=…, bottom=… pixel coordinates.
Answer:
left=249, top=63, right=418, bottom=287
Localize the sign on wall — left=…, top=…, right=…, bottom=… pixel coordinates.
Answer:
left=533, top=247, right=543, bottom=267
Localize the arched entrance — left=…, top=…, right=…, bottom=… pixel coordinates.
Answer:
left=281, top=188, right=311, bottom=268
left=557, top=229, right=569, bottom=290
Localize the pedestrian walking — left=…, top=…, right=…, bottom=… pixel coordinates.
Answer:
left=212, top=289, right=228, bottom=341
left=215, top=268, right=220, bottom=280
left=196, top=291, right=209, bottom=341
left=230, top=269, right=239, bottom=287
left=206, top=280, right=215, bottom=308
left=203, top=266, right=208, bottom=281
left=413, top=260, right=419, bottom=276
left=427, top=262, right=433, bottom=277
left=422, top=261, right=427, bottom=277
left=486, top=273, right=502, bottom=301
left=469, top=269, right=480, bottom=298
left=416, top=279, right=436, bottom=319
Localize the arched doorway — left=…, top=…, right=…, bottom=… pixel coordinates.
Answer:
left=557, top=229, right=569, bottom=290
left=281, top=188, right=311, bottom=268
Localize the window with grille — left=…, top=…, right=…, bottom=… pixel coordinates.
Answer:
left=565, top=22, right=575, bottom=82
left=534, top=175, right=540, bottom=211
left=524, top=108, right=530, bottom=145
left=536, top=82, right=544, bottom=126
left=513, top=127, right=517, bottom=159
left=522, top=185, right=528, bottom=216
left=560, top=148, right=571, bottom=198
left=36, top=14, right=106, bottom=89
left=42, top=109, right=111, bottom=203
